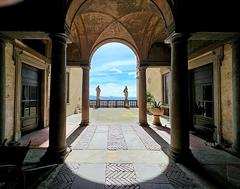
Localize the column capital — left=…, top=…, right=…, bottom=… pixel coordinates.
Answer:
left=81, top=64, right=90, bottom=70
left=49, top=33, right=70, bottom=44
left=164, top=32, right=190, bottom=44
left=138, top=64, right=148, bottom=70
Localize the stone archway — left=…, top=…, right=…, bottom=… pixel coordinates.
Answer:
left=65, top=0, right=193, bottom=162
left=66, top=0, right=173, bottom=63
left=66, top=0, right=174, bottom=127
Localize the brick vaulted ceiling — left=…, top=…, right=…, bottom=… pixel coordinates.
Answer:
left=68, top=0, right=173, bottom=62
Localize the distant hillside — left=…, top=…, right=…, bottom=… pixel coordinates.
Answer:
left=90, top=95, right=137, bottom=100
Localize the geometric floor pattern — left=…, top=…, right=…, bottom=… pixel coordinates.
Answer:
left=105, top=163, right=140, bottom=189
left=39, top=162, right=201, bottom=189
left=132, top=125, right=162, bottom=151
left=107, top=126, right=128, bottom=150
left=165, top=164, right=200, bottom=188
left=73, top=126, right=97, bottom=150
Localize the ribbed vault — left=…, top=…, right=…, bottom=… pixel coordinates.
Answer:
left=67, top=0, right=174, bottom=63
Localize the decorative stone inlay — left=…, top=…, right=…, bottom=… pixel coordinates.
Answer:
left=132, top=125, right=162, bottom=151
left=38, top=162, right=80, bottom=189
left=105, top=163, right=140, bottom=189
left=165, top=163, right=200, bottom=188
left=73, top=126, right=96, bottom=150
left=108, top=126, right=128, bottom=150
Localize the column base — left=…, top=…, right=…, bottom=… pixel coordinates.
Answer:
left=152, top=115, right=162, bottom=126
left=139, top=122, right=149, bottom=127
left=226, top=145, right=240, bottom=158
left=40, top=146, right=68, bottom=164
left=168, top=146, right=194, bottom=164
left=80, top=121, right=89, bottom=127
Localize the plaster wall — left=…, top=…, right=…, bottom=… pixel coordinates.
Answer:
left=221, top=44, right=233, bottom=144
left=66, top=67, right=82, bottom=116
left=5, top=42, right=15, bottom=140
left=146, top=68, right=162, bottom=102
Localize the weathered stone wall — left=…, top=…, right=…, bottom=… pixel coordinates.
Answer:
left=66, top=68, right=82, bottom=116
left=221, top=44, right=233, bottom=144
left=5, top=42, right=15, bottom=140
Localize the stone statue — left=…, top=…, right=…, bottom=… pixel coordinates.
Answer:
left=96, top=85, right=101, bottom=100
left=123, top=86, right=128, bottom=100
left=123, top=86, right=129, bottom=108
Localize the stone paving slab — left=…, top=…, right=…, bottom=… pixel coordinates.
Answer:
left=193, top=149, right=240, bottom=165
left=108, top=126, right=128, bottom=150
left=123, top=132, right=146, bottom=150
left=24, top=148, right=47, bottom=163
left=29, top=109, right=240, bottom=189
left=67, top=150, right=169, bottom=164
left=96, top=126, right=109, bottom=133
left=139, top=183, right=175, bottom=189
left=88, top=132, right=108, bottom=149
left=75, top=164, right=105, bottom=184
left=73, top=126, right=96, bottom=150
left=134, top=164, right=169, bottom=183
left=37, top=162, right=80, bottom=189
left=165, top=163, right=201, bottom=188
left=37, top=162, right=202, bottom=189
left=132, top=125, right=162, bottom=151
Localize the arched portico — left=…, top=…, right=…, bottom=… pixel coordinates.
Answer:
left=65, top=0, right=193, bottom=162
left=0, top=0, right=197, bottom=164
left=80, top=39, right=148, bottom=127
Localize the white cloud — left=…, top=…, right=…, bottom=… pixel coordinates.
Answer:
left=91, top=60, right=136, bottom=73
left=110, top=68, right=123, bottom=74
left=128, top=72, right=136, bottom=76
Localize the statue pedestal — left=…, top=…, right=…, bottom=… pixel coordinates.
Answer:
left=96, top=99, right=100, bottom=108
left=124, top=99, right=129, bottom=108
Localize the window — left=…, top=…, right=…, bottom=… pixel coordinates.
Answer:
left=163, top=72, right=170, bottom=105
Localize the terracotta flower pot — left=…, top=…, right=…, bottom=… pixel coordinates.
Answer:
left=149, top=108, right=164, bottom=126
left=149, top=107, right=164, bottom=116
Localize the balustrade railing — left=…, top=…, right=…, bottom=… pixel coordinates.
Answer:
left=89, top=100, right=138, bottom=108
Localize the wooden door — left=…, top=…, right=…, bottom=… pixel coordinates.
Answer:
left=191, top=64, right=214, bottom=140
left=21, top=64, right=41, bottom=134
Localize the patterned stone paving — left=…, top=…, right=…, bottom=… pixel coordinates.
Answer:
left=73, top=126, right=96, bottom=150
left=132, top=125, right=162, bottom=151
left=105, top=163, right=140, bottom=189
left=165, top=164, right=200, bottom=188
left=38, top=162, right=201, bottom=189
left=108, top=126, right=128, bottom=150
left=38, top=162, right=81, bottom=189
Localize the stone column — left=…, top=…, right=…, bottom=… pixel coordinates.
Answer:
left=232, top=38, right=240, bottom=155
left=80, top=65, right=90, bottom=126
left=41, top=33, right=68, bottom=164
left=138, top=65, right=148, bottom=126
left=0, top=36, right=6, bottom=143
left=169, top=33, right=192, bottom=162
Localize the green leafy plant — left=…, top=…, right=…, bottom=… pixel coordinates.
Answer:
left=150, top=98, right=163, bottom=108
left=146, top=91, right=154, bottom=102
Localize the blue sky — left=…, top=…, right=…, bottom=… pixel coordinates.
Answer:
left=90, top=42, right=137, bottom=97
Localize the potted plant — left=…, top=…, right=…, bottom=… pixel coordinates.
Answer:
left=146, top=91, right=154, bottom=113
left=149, top=98, right=164, bottom=126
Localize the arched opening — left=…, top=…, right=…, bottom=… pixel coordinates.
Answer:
left=89, top=42, right=139, bottom=123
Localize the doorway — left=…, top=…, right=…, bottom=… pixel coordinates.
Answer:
left=191, top=64, right=214, bottom=141
left=21, top=64, right=41, bottom=135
